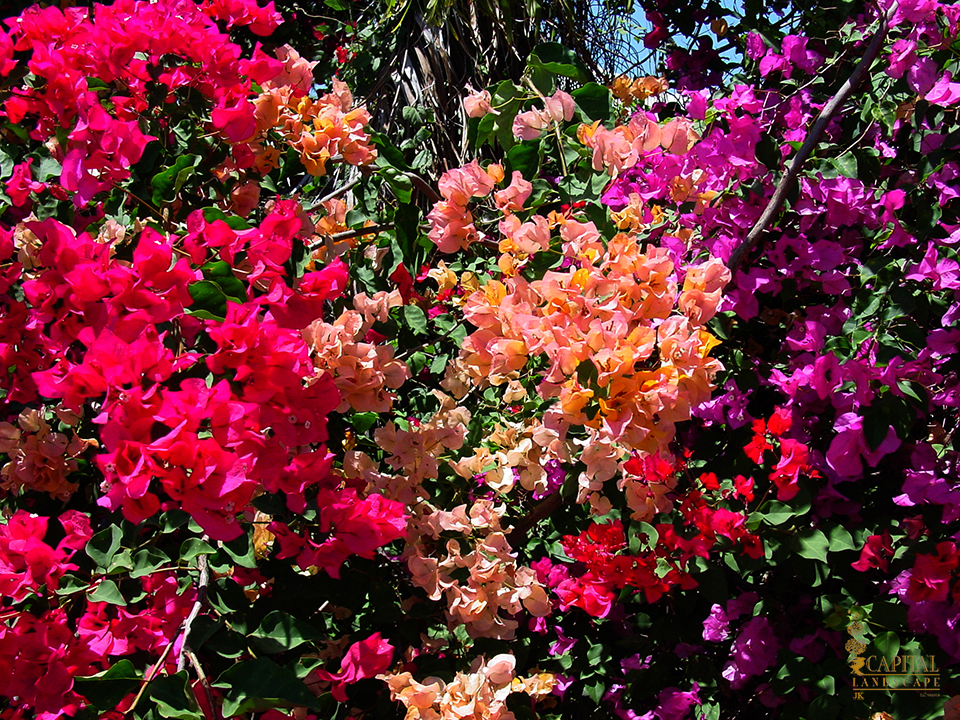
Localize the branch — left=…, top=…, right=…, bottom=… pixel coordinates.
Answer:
left=126, top=634, right=178, bottom=717
left=506, top=492, right=564, bottom=546
left=522, top=76, right=569, bottom=177
left=303, top=175, right=362, bottom=212
left=726, top=8, right=892, bottom=274
left=186, top=649, right=219, bottom=720
left=177, top=553, right=210, bottom=673
left=307, top=223, right=395, bottom=249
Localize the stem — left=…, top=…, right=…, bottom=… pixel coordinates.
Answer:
left=308, top=222, right=396, bottom=248
left=126, top=639, right=178, bottom=716
left=177, top=553, right=210, bottom=673
left=506, top=492, right=564, bottom=546
left=303, top=175, right=362, bottom=212
left=726, top=7, right=892, bottom=274
left=186, top=649, right=219, bottom=720
left=522, top=76, right=569, bottom=177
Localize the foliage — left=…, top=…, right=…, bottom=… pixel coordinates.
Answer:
left=1, top=0, right=960, bottom=719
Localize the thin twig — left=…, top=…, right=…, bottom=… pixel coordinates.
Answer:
left=186, top=649, right=219, bottom=720
left=125, top=636, right=178, bottom=716
left=726, top=7, right=892, bottom=274
left=307, top=223, right=395, bottom=249
left=177, top=553, right=210, bottom=673
left=303, top=175, right=362, bottom=212
left=506, top=492, right=564, bottom=546
left=522, top=76, right=569, bottom=176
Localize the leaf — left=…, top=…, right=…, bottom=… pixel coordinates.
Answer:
left=250, top=611, right=325, bottom=654
left=829, top=153, right=858, bottom=179
left=380, top=167, right=413, bottom=203
left=826, top=524, right=856, bottom=552
left=88, top=579, right=127, bottom=606
left=862, top=404, right=891, bottom=450
left=582, top=678, right=605, bottom=704
left=151, top=154, right=200, bottom=206
left=874, top=631, right=900, bottom=661
left=483, top=80, right=525, bottom=151
left=54, top=573, right=91, bottom=596
left=86, top=525, right=123, bottom=569
left=528, top=43, right=588, bottom=82
left=74, top=660, right=141, bottom=711
left=351, top=412, right=379, bottom=433
left=37, top=156, right=62, bottom=183
left=760, top=501, right=795, bottom=525
left=180, top=537, right=216, bottom=562
left=149, top=673, right=202, bottom=720
left=0, top=148, right=13, bottom=180
left=571, top=83, right=613, bottom=123
left=402, top=304, right=428, bottom=336
left=202, top=207, right=251, bottom=230
left=214, top=658, right=321, bottom=717
left=220, top=533, right=257, bottom=569
left=371, top=131, right=411, bottom=172
left=187, top=277, right=244, bottom=321
left=130, top=548, right=170, bottom=578
left=506, top=139, right=542, bottom=179
left=794, top=529, right=829, bottom=562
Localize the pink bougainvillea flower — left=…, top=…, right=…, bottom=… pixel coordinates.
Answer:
left=926, top=72, right=960, bottom=108
left=463, top=87, right=497, bottom=118
left=212, top=100, right=257, bottom=144
left=851, top=532, right=894, bottom=572
left=315, top=632, right=395, bottom=702
left=907, top=541, right=958, bottom=603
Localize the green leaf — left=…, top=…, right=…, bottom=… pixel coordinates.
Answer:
left=760, top=501, right=796, bottom=525
left=180, top=538, right=216, bottom=562
left=528, top=43, right=589, bottom=82
left=161, top=510, right=191, bottom=533
left=874, top=631, right=900, bottom=661
left=794, top=529, right=829, bottom=562
left=200, top=261, right=246, bottom=302
left=151, top=154, right=200, bottom=206
left=571, top=83, right=613, bottom=123
left=220, top=533, right=257, bottom=569
left=829, top=153, right=858, bottom=179
left=583, top=678, right=605, bottom=704
left=215, top=658, right=321, bottom=717
left=36, top=156, right=62, bottom=183
left=351, top=412, right=379, bottom=433
left=74, top=660, right=141, bottom=711
left=86, top=525, right=123, bottom=569
left=371, top=131, right=411, bottom=172
left=55, top=573, right=91, bottom=596
left=250, top=611, right=325, bottom=654
left=0, top=148, right=13, bottom=180
left=506, top=140, right=541, bottom=178
left=149, top=673, right=202, bottom=720
left=187, top=277, right=244, bottom=321
left=429, top=353, right=448, bottom=375
left=826, top=524, right=856, bottom=553
left=130, top=548, right=171, bottom=578
left=381, top=167, right=413, bottom=204
left=482, top=80, right=525, bottom=151
left=402, top=304, right=428, bottom=336
left=202, top=207, right=251, bottom=230
left=88, top=579, right=128, bottom=606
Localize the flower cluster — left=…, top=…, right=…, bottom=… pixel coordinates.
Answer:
left=381, top=654, right=555, bottom=720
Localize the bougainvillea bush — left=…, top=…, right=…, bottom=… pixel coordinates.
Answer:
left=2, top=0, right=960, bottom=718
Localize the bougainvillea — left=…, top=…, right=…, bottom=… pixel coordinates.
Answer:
left=2, top=0, right=960, bottom=718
